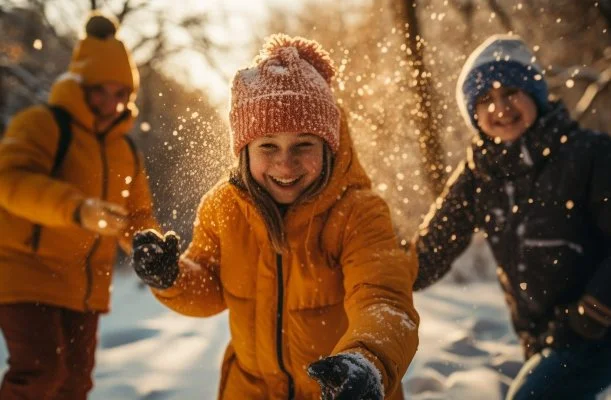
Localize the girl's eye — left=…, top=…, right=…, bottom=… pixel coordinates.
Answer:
left=292, top=142, right=315, bottom=153
left=259, top=143, right=277, bottom=150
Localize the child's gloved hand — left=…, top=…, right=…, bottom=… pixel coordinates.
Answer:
left=131, top=229, right=180, bottom=289
left=77, top=198, right=128, bottom=236
left=307, top=353, right=383, bottom=400
left=541, top=303, right=608, bottom=348
left=562, top=302, right=608, bottom=340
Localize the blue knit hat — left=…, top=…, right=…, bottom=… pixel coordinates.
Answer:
left=456, top=35, right=549, bottom=130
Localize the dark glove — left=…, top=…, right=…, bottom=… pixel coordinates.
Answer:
left=132, top=229, right=180, bottom=289
left=541, top=303, right=608, bottom=348
left=562, top=302, right=608, bottom=340
left=307, top=353, right=383, bottom=400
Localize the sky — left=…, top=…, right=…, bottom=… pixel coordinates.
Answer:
left=6, top=0, right=307, bottom=101
left=117, top=0, right=307, bottom=101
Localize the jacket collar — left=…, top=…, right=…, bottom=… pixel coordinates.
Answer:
left=468, top=101, right=576, bottom=179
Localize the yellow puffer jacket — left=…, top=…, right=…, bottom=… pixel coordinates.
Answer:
left=154, top=116, right=420, bottom=399
left=0, top=76, right=157, bottom=312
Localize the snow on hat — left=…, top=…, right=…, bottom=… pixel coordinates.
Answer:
left=229, top=34, right=340, bottom=156
left=456, top=34, right=549, bottom=130
left=69, top=11, right=139, bottom=92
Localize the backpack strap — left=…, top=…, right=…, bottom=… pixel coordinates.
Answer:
left=46, top=105, right=73, bottom=176
left=123, top=134, right=141, bottom=180
left=29, top=105, right=73, bottom=252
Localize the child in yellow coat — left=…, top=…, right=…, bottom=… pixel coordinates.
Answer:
left=132, top=34, right=419, bottom=400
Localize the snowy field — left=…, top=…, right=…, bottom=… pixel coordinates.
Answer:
left=0, top=271, right=609, bottom=399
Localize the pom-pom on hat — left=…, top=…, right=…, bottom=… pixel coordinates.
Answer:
left=69, top=11, right=139, bottom=92
left=456, top=34, right=549, bottom=130
left=229, top=34, right=340, bottom=156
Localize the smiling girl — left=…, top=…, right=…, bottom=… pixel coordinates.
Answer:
left=131, top=34, right=419, bottom=400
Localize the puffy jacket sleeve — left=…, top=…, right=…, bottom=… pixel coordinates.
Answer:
left=0, top=106, right=84, bottom=226
left=580, top=132, right=611, bottom=329
left=331, top=190, right=419, bottom=397
left=413, top=161, right=476, bottom=290
left=120, top=151, right=160, bottom=251
left=151, top=186, right=226, bottom=317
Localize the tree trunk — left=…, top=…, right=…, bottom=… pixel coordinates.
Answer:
left=395, top=0, right=447, bottom=197
left=600, top=0, right=611, bottom=29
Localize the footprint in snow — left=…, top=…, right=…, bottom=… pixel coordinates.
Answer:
left=140, top=389, right=177, bottom=400
left=443, top=335, right=490, bottom=357
left=470, top=318, right=509, bottom=341
left=100, top=327, right=160, bottom=349
left=423, top=358, right=466, bottom=376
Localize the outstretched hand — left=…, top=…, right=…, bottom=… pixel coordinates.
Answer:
left=557, top=303, right=607, bottom=340
left=132, top=229, right=180, bottom=289
left=307, top=353, right=383, bottom=400
left=78, top=198, right=128, bottom=236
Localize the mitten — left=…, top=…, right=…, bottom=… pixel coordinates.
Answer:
left=307, top=353, right=383, bottom=400
left=132, top=229, right=180, bottom=289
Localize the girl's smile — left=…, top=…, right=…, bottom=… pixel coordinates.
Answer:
left=248, top=133, right=324, bottom=204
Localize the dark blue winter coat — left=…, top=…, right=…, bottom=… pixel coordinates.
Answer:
left=414, top=102, right=611, bottom=356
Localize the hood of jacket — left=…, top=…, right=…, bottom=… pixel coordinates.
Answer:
left=48, top=73, right=136, bottom=139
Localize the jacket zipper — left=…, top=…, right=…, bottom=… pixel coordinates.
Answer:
left=275, top=253, right=294, bottom=399
left=83, top=133, right=109, bottom=310
left=29, top=225, right=43, bottom=252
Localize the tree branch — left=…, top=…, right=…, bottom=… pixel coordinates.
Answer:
left=599, top=0, right=611, bottom=29
left=397, top=0, right=447, bottom=197
left=0, top=58, right=49, bottom=102
left=547, top=65, right=605, bottom=89
left=116, top=0, right=131, bottom=22
left=574, top=66, right=611, bottom=120
left=487, top=0, right=513, bottom=32
left=449, top=0, right=475, bottom=40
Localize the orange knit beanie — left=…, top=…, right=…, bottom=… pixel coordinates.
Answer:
left=69, top=11, right=139, bottom=92
left=229, top=34, right=340, bottom=156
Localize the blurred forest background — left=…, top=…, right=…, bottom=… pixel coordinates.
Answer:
left=1, top=0, right=610, bottom=277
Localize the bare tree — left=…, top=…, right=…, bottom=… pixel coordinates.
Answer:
left=486, top=0, right=513, bottom=32
left=600, top=0, right=611, bottom=28
left=394, top=0, right=447, bottom=197
left=449, top=0, right=475, bottom=39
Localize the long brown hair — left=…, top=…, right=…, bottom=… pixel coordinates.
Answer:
left=230, top=143, right=334, bottom=253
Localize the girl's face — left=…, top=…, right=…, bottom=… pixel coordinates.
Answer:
left=248, top=133, right=325, bottom=204
left=475, top=86, right=538, bottom=142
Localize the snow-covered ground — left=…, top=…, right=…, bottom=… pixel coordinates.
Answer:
left=0, top=270, right=609, bottom=399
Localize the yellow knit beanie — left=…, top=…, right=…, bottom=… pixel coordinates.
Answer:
left=69, top=11, right=139, bottom=92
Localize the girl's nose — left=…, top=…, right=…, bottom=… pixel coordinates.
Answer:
left=274, top=152, right=298, bottom=170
